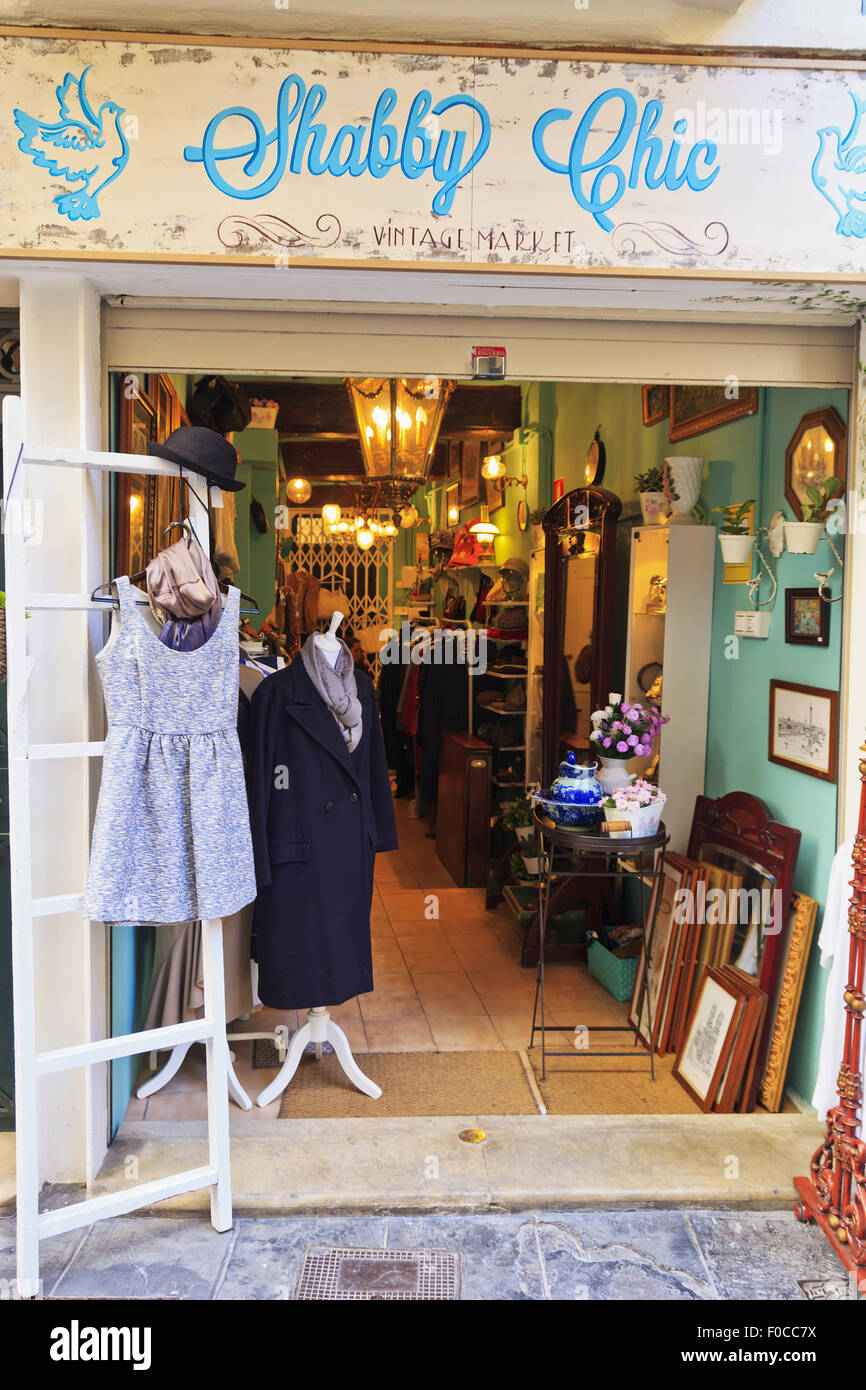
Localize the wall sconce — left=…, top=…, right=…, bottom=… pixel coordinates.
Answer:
left=287, top=476, right=312, bottom=505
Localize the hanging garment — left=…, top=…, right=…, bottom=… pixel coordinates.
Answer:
left=812, top=838, right=865, bottom=1133
left=212, top=490, right=240, bottom=581
left=83, top=577, right=256, bottom=924
left=143, top=908, right=255, bottom=1031
left=247, top=652, right=398, bottom=1009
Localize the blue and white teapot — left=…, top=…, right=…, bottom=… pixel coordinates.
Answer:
left=534, top=751, right=603, bottom=828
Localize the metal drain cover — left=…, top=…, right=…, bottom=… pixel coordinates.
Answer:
left=294, top=1247, right=461, bottom=1301
left=798, top=1276, right=859, bottom=1300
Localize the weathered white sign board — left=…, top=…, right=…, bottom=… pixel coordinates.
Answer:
left=2, top=34, right=866, bottom=276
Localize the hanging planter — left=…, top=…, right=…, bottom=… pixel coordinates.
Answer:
left=718, top=532, right=755, bottom=564
left=784, top=521, right=825, bottom=555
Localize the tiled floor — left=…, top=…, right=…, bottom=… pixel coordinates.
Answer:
left=129, top=797, right=626, bottom=1120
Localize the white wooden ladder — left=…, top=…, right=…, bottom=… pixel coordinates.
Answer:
left=2, top=395, right=233, bottom=1298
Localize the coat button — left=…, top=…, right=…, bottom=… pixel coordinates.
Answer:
left=324, top=800, right=334, bottom=811
left=348, top=792, right=359, bottom=803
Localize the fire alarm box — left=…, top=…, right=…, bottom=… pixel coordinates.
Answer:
left=471, top=346, right=507, bottom=379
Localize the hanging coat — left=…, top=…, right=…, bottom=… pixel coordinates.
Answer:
left=247, top=654, right=398, bottom=1009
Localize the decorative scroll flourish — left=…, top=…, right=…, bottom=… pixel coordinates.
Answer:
left=217, top=213, right=342, bottom=251
left=612, top=220, right=730, bottom=257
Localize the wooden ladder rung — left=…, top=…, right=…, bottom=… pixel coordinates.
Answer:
left=32, top=893, right=84, bottom=917
left=37, top=1165, right=220, bottom=1240
left=35, top=1019, right=215, bottom=1075
left=26, top=741, right=105, bottom=760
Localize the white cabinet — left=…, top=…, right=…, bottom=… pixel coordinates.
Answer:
left=624, top=525, right=716, bottom=852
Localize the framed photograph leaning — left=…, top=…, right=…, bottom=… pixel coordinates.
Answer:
left=674, top=966, right=747, bottom=1112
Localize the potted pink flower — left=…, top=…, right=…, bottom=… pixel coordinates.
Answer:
left=589, top=694, right=669, bottom=795
left=602, top=778, right=667, bottom=839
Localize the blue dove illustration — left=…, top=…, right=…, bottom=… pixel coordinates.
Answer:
left=812, top=92, right=866, bottom=239
left=13, top=66, right=128, bottom=222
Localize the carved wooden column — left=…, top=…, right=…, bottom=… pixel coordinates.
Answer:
left=794, top=743, right=866, bottom=1293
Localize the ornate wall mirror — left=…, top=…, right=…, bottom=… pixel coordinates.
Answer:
left=784, top=405, right=846, bottom=521
left=541, top=486, right=622, bottom=785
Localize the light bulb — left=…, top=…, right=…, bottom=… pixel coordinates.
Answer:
left=448, top=505, right=459, bottom=523
left=383, top=522, right=397, bottom=536
left=481, top=454, right=506, bottom=480
left=322, top=502, right=341, bottom=526
left=287, top=477, right=312, bottom=505
left=336, top=521, right=349, bottom=533
left=400, top=505, right=419, bottom=528
left=357, top=527, right=375, bottom=550
left=469, top=504, right=500, bottom=538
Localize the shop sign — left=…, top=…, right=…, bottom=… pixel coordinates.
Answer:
left=2, top=34, right=866, bottom=277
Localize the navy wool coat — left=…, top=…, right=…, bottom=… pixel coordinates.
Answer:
left=247, top=655, right=398, bottom=1009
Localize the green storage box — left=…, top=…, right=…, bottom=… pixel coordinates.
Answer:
left=587, top=939, right=638, bottom=1003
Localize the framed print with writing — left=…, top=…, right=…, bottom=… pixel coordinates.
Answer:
left=785, top=588, right=830, bottom=647
left=768, top=680, right=838, bottom=782
left=674, top=966, right=747, bottom=1112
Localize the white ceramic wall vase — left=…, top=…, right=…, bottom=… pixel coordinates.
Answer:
left=596, top=756, right=635, bottom=796
left=784, top=521, right=824, bottom=554
left=718, top=532, right=755, bottom=564
left=665, top=456, right=704, bottom=525
left=639, top=491, right=666, bottom=525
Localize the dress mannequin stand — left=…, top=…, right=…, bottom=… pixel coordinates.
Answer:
left=256, top=610, right=382, bottom=1107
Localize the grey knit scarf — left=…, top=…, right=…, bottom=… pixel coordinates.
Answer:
left=301, top=633, right=363, bottom=753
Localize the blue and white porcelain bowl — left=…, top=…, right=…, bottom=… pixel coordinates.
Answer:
left=532, top=754, right=603, bottom=828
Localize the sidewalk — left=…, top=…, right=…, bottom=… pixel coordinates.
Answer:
left=0, top=1206, right=848, bottom=1300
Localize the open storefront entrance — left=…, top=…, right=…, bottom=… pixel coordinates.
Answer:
left=97, top=309, right=854, bottom=1136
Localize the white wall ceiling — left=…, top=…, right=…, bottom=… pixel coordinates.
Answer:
left=2, top=0, right=863, bottom=54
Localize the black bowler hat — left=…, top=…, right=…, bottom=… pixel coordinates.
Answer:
left=148, top=426, right=245, bottom=493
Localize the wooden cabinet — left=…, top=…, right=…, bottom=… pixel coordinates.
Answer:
left=624, top=525, right=716, bottom=853
left=436, top=732, right=493, bottom=887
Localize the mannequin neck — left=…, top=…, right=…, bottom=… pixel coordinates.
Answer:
left=314, top=608, right=345, bottom=667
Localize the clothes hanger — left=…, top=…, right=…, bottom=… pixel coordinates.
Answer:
left=90, top=517, right=261, bottom=615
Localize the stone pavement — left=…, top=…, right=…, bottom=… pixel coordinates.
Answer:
left=0, top=1207, right=849, bottom=1300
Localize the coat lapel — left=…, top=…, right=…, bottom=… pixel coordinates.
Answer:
left=283, top=657, right=364, bottom=791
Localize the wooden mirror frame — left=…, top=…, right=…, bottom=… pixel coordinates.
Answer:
left=784, top=405, right=847, bottom=522
left=687, top=790, right=801, bottom=1109
left=541, top=485, right=622, bottom=786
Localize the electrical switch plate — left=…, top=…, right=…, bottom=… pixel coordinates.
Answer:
left=734, top=610, right=771, bottom=638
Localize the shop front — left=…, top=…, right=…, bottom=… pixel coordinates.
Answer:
left=2, top=26, right=866, bottom=1294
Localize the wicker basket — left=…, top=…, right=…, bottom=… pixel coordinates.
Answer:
left=587, top=939, right=638, bottom=1003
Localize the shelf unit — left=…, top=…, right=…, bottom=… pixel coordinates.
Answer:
left=624, top=524, right=716, bottom=852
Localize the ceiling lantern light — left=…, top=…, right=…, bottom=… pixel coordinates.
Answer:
left=322, top=502, right=341, bottom=526
left=481, top=453, right=506, bottom=481
left=400, top=504, right=420, bottom=529
left=287, top=476, right=312, bottom=505
left=469, top=504, right=500, bottom=539
left=356, top=526, right=375, bottom=550
left=345, top=376, right=454, bottom=510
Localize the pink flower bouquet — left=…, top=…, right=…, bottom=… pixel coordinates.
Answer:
left=602, top=777, right=666, bottom=838
left=589, top=695, right=669, bottom=760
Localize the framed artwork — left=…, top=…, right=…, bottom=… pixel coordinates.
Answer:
left=785, top=587, right=830, bottom=647
left=628, top=854, right=690, bottom=1053
left=768, top=679, right=838, bottom=782
left=445, top=479, right=460, bottom=527
left=447, top=439, right=462, bottom=479
left=669, top=385, right=759, bottom=443
left=784, top=406, right=846, bottom=522
left=674, top=966, right=747, bottom=1112
left=641, top=384, right=669, bottom=427
left=758, top=892, right=819, bottom=1112
left=713, top=966, right=767, bottom=1113
left=115, top=373, right=189, bottom=578
left=459, top=438, right=481, bottom=510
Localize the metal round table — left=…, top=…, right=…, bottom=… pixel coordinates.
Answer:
left=529, top=808, right=670, bottom=1081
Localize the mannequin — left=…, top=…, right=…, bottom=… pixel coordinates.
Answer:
left=255, top=609, right=383, bottom=1106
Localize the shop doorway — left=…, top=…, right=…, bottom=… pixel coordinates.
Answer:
left=108, top=364, right=847, bottom=1132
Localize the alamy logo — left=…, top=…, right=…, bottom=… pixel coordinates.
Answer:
left=14, top=66, right=130, bottom=221
left=49, top=1319, right=152, bottom=1371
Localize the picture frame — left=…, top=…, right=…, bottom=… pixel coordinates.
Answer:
left=482, top=439, right=507, bottom=513
left=641, top=384, right=669, bottom=427
left=758, top=892, right=819, bottom=1112
left=628, top=853, right=690, bottom=1053
left=674, top=966, right=747, bottom=1112
left=445, top=478, right=460, bottom=527
left=784, top=406, right=847, bottom=522
left=459, top=438, right=481, bottom=510
left=713, top=965, right=767, bottom=1113
left=669, top=385, right=759, bottom=443
left=768, top=679, right=838, bottom=783
left=785, top=587, right=830, bottom=647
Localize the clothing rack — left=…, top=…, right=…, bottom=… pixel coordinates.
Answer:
left=3, top=396, right=233, bottom=1297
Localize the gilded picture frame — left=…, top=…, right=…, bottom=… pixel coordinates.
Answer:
left=758, top=892, right=819, bottom=1112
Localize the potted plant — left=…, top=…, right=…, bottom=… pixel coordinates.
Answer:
left=501, top=795, right=536, bottom=849
left=529, top=507, right=547, bottom=548
left=634, top=464, right=667, bottom=525
left=602, top=778, right=667, bottom=839
left=712, top=500, right=755, bottom=564
left=589, top=694, right=669, bottom=795
left=784, top=476, right=843, bottom=554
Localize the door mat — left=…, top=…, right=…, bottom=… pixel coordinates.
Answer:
left=294, top=1247, right=460, bottom=1301
left=528, top=1044, right=703, bottom=1115
left=277, top=1050, right=538, bottom=1118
